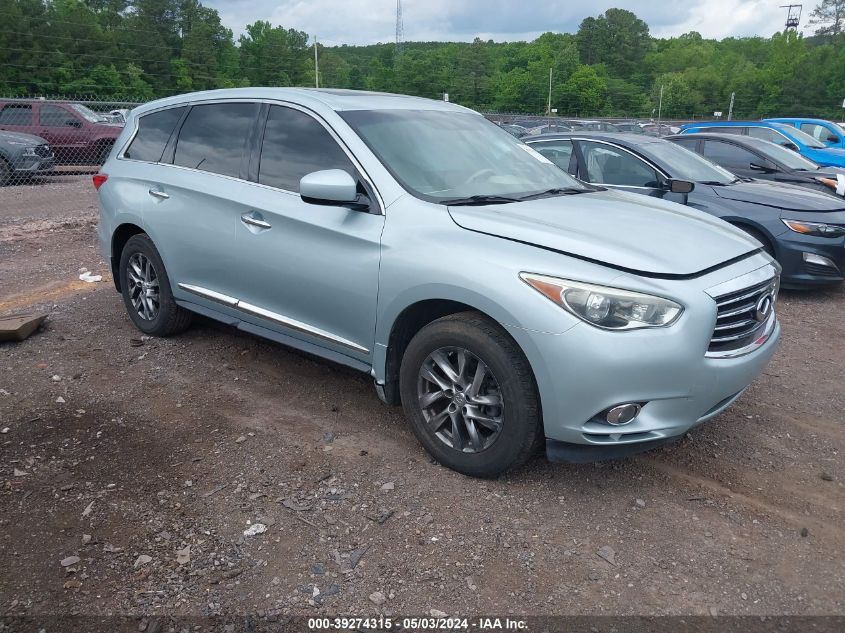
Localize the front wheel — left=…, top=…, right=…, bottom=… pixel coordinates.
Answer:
left=118, top=234, right=193, bottom=336
left=399, top=312, right=542, bottom=478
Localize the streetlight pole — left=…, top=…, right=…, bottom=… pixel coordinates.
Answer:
left=547, top=68, right=553, bottom=117
left=314, top=36, right=319, bottom=88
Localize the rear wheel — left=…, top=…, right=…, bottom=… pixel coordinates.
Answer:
left=118, top=234, right=192, bottom=336
left=399, top=312, right=542, bottom=478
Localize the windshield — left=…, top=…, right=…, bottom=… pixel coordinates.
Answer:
left=641, top=140, right=736, bottom=184
left=771, top=123, right=826, bottom=148
left=69, top=103, right=109, bottom=123
left=756, top=141, right=820, bottom=170
left=339, top=109, right=588, bottom=202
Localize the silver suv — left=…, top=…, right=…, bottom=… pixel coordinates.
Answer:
left=96, top=88, right=780, bottom=477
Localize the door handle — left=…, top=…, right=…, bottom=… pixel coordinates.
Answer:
left=241, top=213, right=271, bottom=229
left=148, top=189, right=169, bottom=199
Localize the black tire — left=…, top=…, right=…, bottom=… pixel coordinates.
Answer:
left=118, top=234, right=193, bottom=336
left=399, top=311, right=542, bottom=478
left=0, top=158, right=11, bottom=186
left=737, top=225, right=775, bottom=258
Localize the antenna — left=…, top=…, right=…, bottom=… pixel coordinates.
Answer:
left=395, top=0, right=404, bottom=55
left=780, top=4, right=802, bottom=31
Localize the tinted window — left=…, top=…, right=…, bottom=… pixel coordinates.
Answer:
left=580, top=141, right=659, bottom=187
left=39, top=105, right=77, bottom=127
left=699, top=127, right=744, bottom=135
left=174, top=103, right=257, bottom=177
left=125, top=107, right=186, bottom=162
left=670, top=137, right=698, bottom=150
left=0, top=104, right=32, bottom=125
left=259, top=105, right=355, bottom=192
left=702, top=140, right=760, bottom=168
left=530, top=140, right=575, bottom=174
left=747, top=127, right=786, bottom=144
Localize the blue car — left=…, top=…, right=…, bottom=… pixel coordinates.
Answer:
left=679, top=120, right=845, bottom=168
left=765, top=118, right=845, bottom=148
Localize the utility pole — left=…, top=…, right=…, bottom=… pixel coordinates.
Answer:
left=547, top=68, right=553, bottom=117
left=314, top=36, right=319, bottom=88
left=728, top=91, right=735, bottom=120
left=656, top=84, right=664, bottom=126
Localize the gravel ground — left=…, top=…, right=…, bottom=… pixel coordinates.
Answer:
left=0, top=178, right=843, bottom=626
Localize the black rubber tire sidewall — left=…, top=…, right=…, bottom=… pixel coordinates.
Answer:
left=0, top=159, right=10, bottom=186
left=399, top=312, right=542, bottom=478
left=118, top=234, right=191, bottom=336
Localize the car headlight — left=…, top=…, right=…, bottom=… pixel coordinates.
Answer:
left=22, top=147, right=38, bottom=156
left=782, top=219, right=845, bottom=238
left=520, top=273, right=684, bottom=330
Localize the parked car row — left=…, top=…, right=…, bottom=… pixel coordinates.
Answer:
left=96, top=88, right=784, bottom=477
left=0, top=99, right=123, bottom=170
left=524, top=130, right=845, bottom=287
left=497, top=118, right=682, bottom=140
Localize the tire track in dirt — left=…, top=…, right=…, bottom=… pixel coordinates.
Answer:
left=646, top=459, right=844, bottom=540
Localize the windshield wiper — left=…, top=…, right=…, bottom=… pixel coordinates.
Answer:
left=440, top=195, right=523, bottom=206
left=516, top=187, right=596, bottom=201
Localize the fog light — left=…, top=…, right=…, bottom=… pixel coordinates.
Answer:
left=802, top=252, right=838, bottom=269
left=606, top=403, right=641, bottom=426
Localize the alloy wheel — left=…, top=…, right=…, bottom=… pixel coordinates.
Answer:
left=126, top=252, right=160, bottom=321
left=416, top=346, right=504, bottom=453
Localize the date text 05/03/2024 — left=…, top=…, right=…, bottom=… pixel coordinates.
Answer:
left=307, top=617, right=528, bottom=630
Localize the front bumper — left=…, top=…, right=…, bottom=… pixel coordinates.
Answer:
left=775, top=231, right=845, bottom=287
left=505, top=262, right=781, bottom=461
left=13, top=155, right=55, bottom=175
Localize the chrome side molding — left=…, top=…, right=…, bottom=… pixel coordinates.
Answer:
left=176, top=283, right=368, bottom=354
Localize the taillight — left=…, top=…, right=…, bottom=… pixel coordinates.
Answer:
left=92, top=173, right=108, bottom=190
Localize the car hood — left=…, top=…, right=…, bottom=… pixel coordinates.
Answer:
left=0, top=131, right=46, bottom=146
left=447, top=190, right=759, bottom=277
left=711, top=180, right=845, bottom=212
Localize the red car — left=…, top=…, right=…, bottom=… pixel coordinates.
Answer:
left=0, top=100, right=123, bottom=165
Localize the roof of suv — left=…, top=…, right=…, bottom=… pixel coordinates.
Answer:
left=132, top=88, right=472, bottom=117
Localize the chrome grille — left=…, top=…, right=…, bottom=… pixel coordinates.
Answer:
left=709, top=277, right=778, bottom=354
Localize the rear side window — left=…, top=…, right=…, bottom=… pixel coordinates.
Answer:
left=174, top=103, right=257, bottom=177
left=702, top=127, right=744, bottom=135
left=0, top=104, right=32, bottom=125
left=258, top=105, right=355, bottom=192
left=747, top=127, right=784, bottom=144
left=125, top=107, right=186, bottom=162
left=39, top=105, right=77, bottom=126
left=702, top=140, right=759, bottom=168
left=670, top=137, right=698, bottom=151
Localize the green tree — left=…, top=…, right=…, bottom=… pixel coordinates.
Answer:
left=809, top=0, right=845, bottom=37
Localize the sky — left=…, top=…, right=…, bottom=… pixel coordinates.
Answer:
left=204, top=0, right=811, bottom=45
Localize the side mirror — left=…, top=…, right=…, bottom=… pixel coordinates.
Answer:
left=667, top=179, right=695, bottom=194
left=782, top=142, right=799, bottom=152
left=827, top=135, right=839, bottom=143
left=300, top=169, right=368, bottom=210
left=66, top=119, right=82, bottom=128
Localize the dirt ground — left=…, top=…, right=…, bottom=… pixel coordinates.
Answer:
left=0, top=177, right=843, bottom=626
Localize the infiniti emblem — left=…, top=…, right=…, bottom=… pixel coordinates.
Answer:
left=754, top=293, right=774, bottom=322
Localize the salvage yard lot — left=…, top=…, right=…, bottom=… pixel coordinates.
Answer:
left=0, top=178, right=843, bottom=619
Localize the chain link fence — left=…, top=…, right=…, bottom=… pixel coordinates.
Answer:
left=0, top=95, right=144, bottom=189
